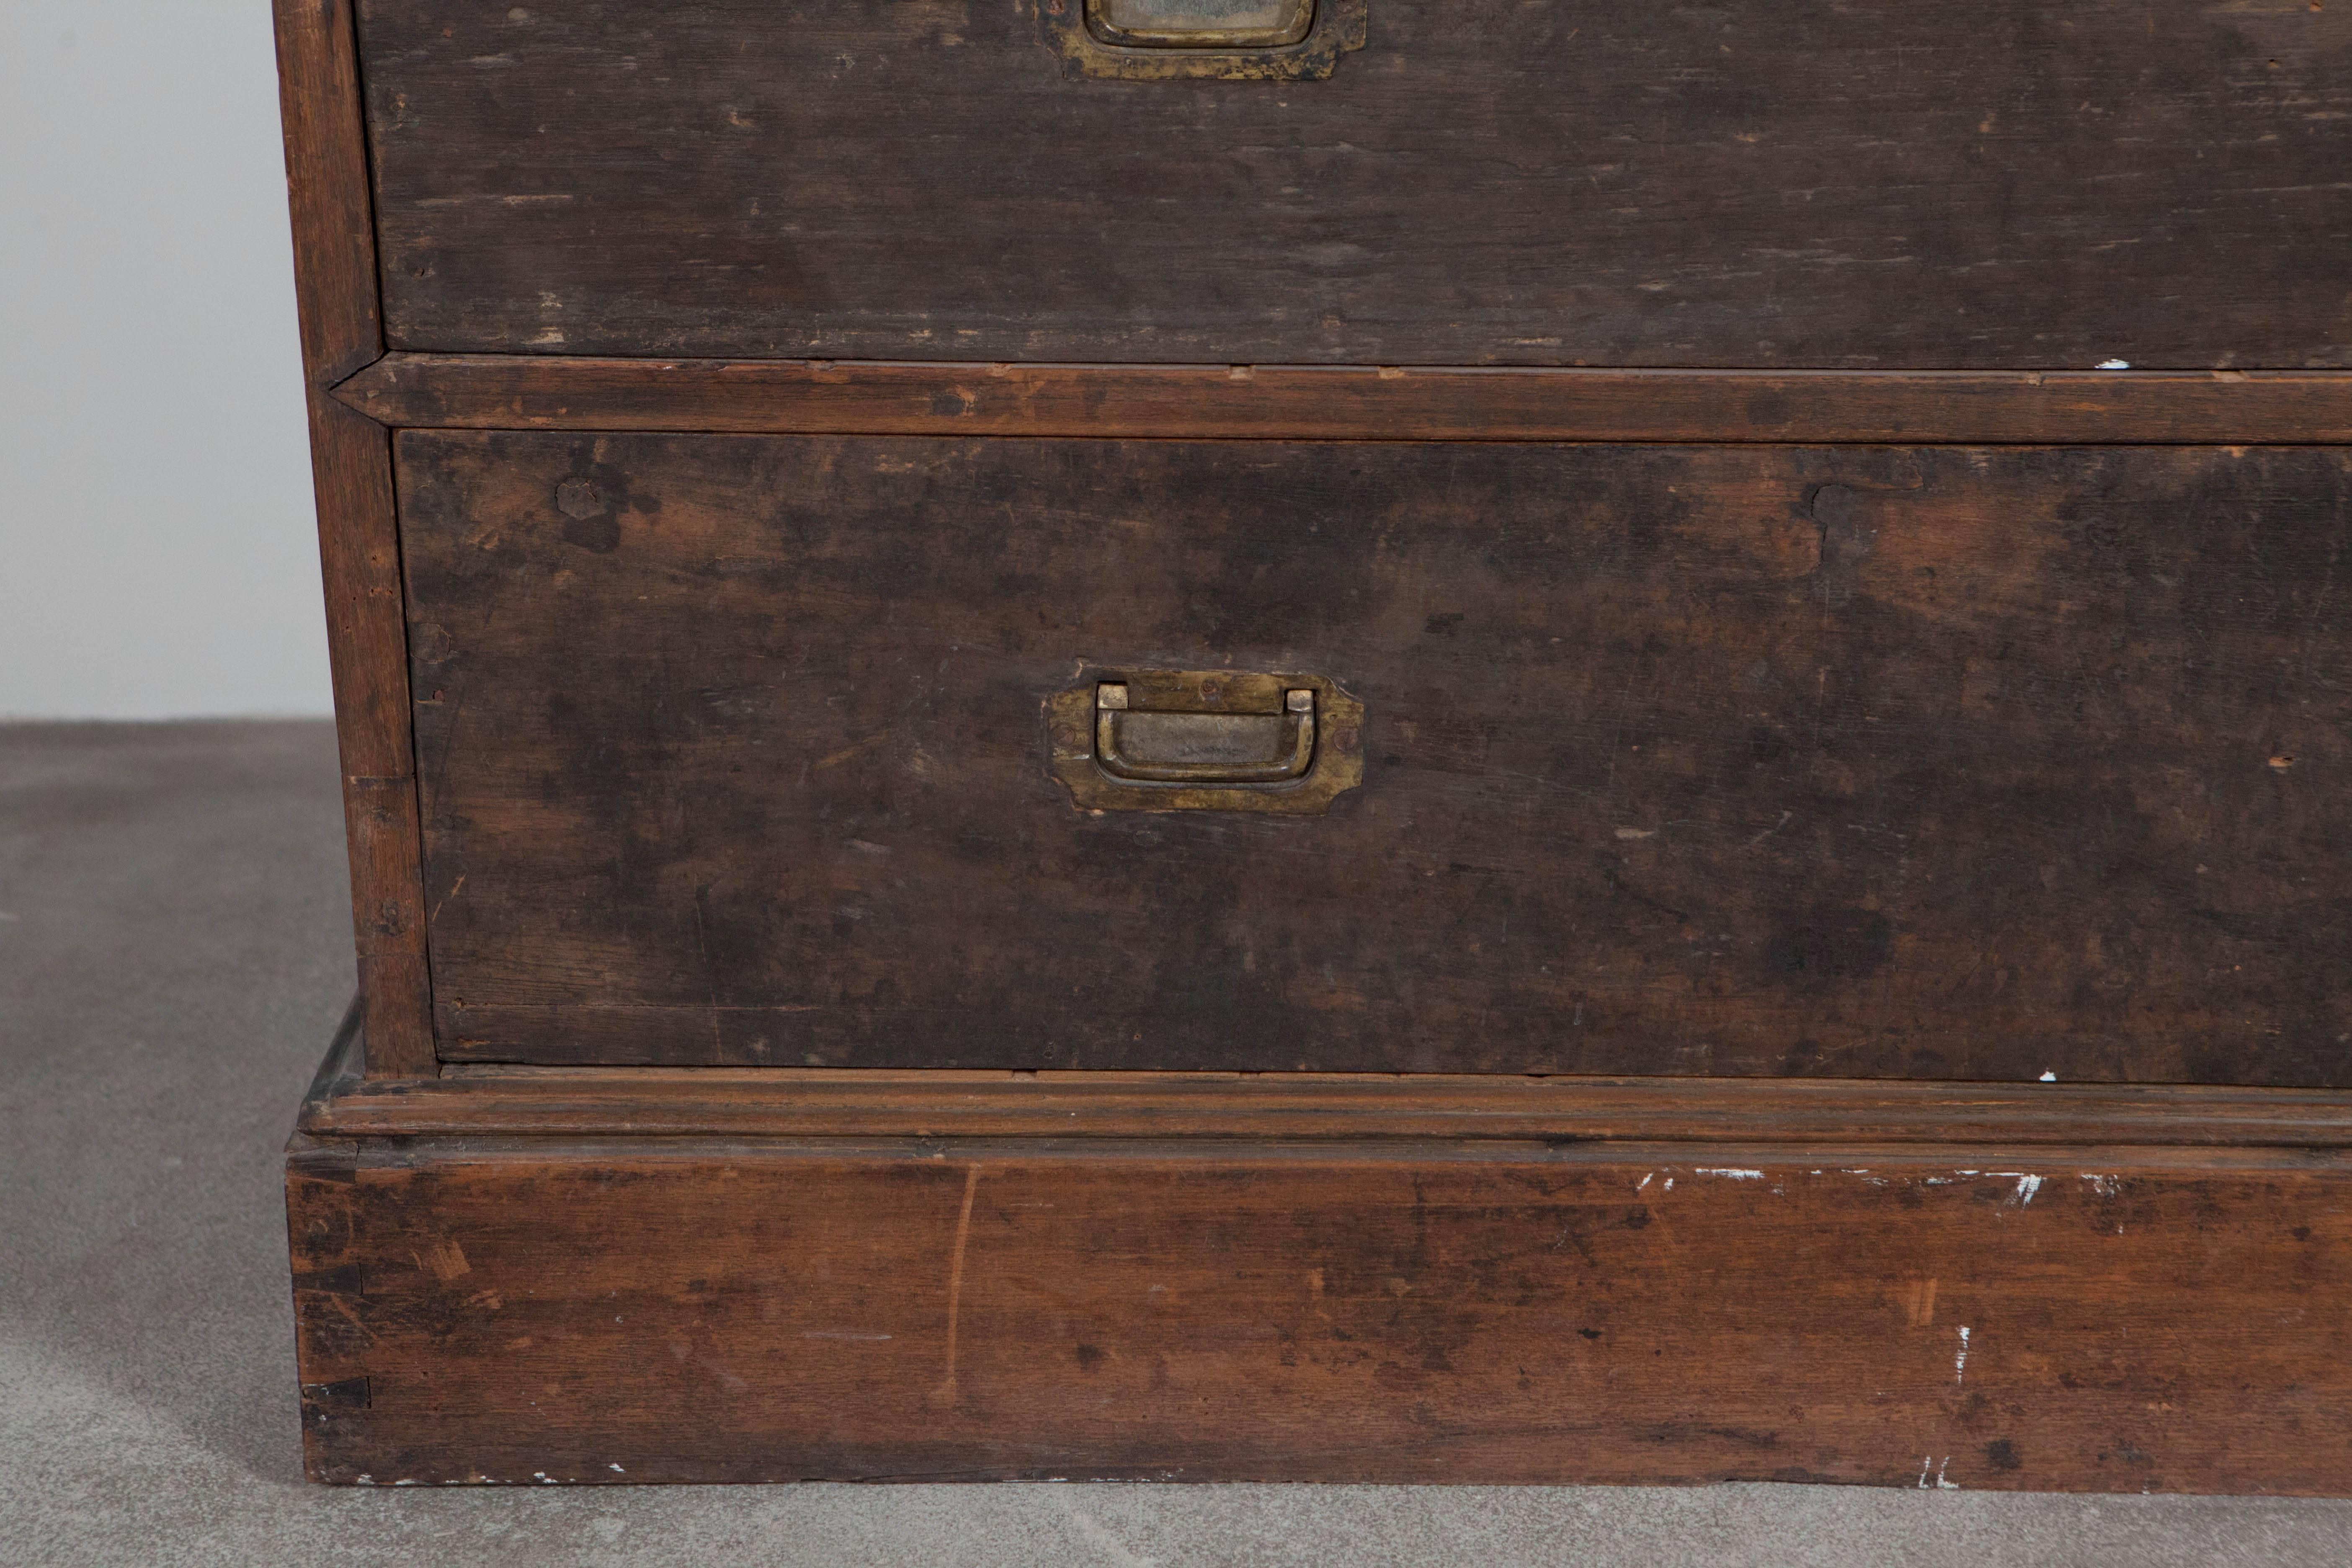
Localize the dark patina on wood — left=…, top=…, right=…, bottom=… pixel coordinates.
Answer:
left=353, top=0, right=2352, bottom=366
left=399, top=431, right=2352, bottom=1083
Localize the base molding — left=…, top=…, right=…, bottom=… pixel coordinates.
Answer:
left=291, top=1021, right=2352, bottom=1490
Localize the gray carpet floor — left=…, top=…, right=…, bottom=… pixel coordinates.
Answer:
left=4, top=719, right=2350, bottom=1566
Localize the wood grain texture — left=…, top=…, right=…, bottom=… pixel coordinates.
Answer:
left=276, top=0, right=434, bottom=1075
left=397, top=432, right=2352, bottom=1082
left=352, top=0, right=2352, bottom=366
left=288, top=1130, right=2352, bottom=1489
left=335, top=358, right=2352, bottom=444
left=310, top=1068, right=2352, bottom=1150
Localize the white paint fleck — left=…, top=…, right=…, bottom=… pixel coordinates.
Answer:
left=1663, top=1178, right=1674, bottom=1191
left=1917, top=1455, right=1963, bottom=1489
left=1614, top=827, right=1657, bottom=840
left=2039, top=1071, right=2058, bottom=1082
left=2097, top=359, right=2131, bottom=370
left=1637, top=1173, right=1653, bottom=1191
left=2011, top=1174, right=2044, bottom=1206
left=1697, top=1168, right=1766, bottom=1180
left=2081, top=1174, right=2121, bottom=1197
left=1955, top=1326, right=1971, bottom=1383
left=609, top=1463, right=626, bottom=1473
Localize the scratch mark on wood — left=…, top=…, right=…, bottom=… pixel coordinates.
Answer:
left=931, top=1164, right=983, bottom=1408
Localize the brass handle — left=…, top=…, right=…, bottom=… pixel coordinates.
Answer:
left=1086, top=0, right=1316, bottom=48
left=1094, top=683, right=1316, bottom=784
left=1047, top=669, right=1364, bottom=815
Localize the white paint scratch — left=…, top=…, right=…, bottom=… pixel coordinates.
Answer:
left=2097, top=359, right=2131, bottom=370
left=2011, top=1174, right=2043, bottom=1206
left=1697, top=1168, right=1765, bottom=1181
left=1955, top=1326, right=1971, bottom=1383
left=2039, top=1071, right=2058, bottom=1082
left=1637, top=1173, right=1653, bottom=1191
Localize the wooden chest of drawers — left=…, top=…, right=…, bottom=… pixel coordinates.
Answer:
left=280, top=0, right=2352, bottom=1488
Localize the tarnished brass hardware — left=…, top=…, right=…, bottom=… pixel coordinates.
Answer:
left=1040, top=0, right=1367, bottom=82
left=1047, top=670, right=1364, bottom=814
left=1095, top=681, right=1317, bottom=783
left=1087, top=0, right=1315, bottom=49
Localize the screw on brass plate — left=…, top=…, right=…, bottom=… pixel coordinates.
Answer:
left=1097, top=683, right=1130, bottom=710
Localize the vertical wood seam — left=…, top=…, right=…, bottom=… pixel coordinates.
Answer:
left=276, top=0, right=434, bottom=1075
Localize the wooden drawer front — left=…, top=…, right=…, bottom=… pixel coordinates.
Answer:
left=354, top=0, right=2352, bottom=367
left=400, top=433, right=2352, bottom=1081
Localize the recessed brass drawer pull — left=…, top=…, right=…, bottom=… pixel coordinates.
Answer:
left=1094, top=682, right=1316, bottom=784
left=1086, top=0, right=1316, bottom=49
left=1047, top=669, right=1365, bottom=814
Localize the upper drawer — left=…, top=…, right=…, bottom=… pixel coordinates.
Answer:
left=356, top=0, right=2352, bottom=367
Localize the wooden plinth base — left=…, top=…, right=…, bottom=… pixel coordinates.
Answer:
left=289, top=1012, right=2352, bottom=1491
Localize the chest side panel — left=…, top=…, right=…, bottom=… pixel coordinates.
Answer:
left=356, top=0, right=2352, bottom=366
left=399, top=432, right=2352, bottom=1080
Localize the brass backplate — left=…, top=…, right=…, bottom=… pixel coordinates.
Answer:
left=1041, top=0, right=1367, bottom=81
left=1046, top=669, right=1366, bottom=814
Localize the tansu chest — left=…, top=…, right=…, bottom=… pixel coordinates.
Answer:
left=280, top=0, right=2352, bottom=1492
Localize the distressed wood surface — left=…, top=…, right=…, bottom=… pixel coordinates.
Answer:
left=353, top=0, right=2352, bottom=366
left=289, top=1131, right=2352, bottom=1489
left=398, top=432, right=2352, bottom=1082
left=334, top=357, right=2352, bottom=444
left=276, top=0, right=434, bottom=1075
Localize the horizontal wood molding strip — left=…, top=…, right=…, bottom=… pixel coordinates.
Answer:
left=334, top=356, right=2352, bottom=443
left=301, top=1063, right=2352, bottom=1150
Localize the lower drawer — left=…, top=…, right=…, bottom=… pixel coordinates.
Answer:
left=396, top=433, right=2352, bottom=1081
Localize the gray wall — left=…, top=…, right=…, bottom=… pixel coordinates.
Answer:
left=1, top=2, right=331, bottom=720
